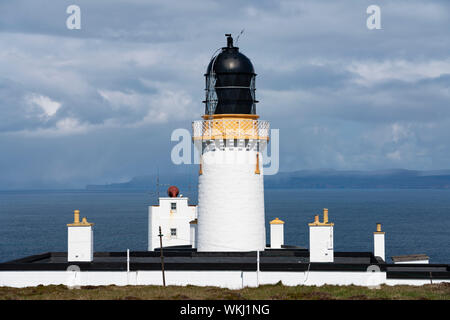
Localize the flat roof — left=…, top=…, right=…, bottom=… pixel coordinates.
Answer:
left=391, top=254, right=429, bottom=262
left=1, top=249, right=449, bottom=280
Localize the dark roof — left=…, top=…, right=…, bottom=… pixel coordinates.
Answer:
left=0, top=249, right=448, bottom=278
left=2, top=250, right=448, bottom=280
left=1, top=249, right=371, bottom=266
left=391, top=254, right=429, bottom=262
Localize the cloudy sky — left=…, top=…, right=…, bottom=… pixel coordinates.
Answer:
left=0, top=0, right=449, bottom=189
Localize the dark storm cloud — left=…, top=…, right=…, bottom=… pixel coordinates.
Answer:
left=0, top=0, right=449, bottom=188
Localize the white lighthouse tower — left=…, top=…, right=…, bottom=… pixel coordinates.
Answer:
left=192, top=35, right=270, bottom=252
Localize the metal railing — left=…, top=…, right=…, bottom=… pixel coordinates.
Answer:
left=192, top=119, right=269, bottom=141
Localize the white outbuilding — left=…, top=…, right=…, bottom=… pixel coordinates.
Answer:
left=67, top=210, right=94, bottom=262
left=373, top=223, right=385, bottom=261
left=148, top=186, right=197, bottom=251
left=309, top=209, right=334, bottom=263
left=270, top=217, right=285, bottom=249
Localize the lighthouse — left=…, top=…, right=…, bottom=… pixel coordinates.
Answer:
left=192, top=34, right=270, bottom=252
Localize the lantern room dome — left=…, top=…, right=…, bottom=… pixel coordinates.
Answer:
left=204, top=34, right=257, bottom=115
left=206, top=47, right=255, bottom=75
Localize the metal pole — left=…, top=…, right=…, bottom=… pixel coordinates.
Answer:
left=158, top=226, right=166, bottom=287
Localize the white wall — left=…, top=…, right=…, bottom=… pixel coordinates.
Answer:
left=197, top=144, right=266, bottom=252
left=270, top=224, right=284, bottom=249
left=309, top=226, right=334, bottom=262
left=374, top=233, right=385, bottom=261
left=190, top=223, right=197, bottom=249
left=148, top=197, right=197, bottom=251
left=2, top=269, right=445, bottom=289
left=68, top=226, right=93, bottom=262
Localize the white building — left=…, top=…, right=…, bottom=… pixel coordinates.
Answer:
left=373, top=223, right=385, bottom=261
left=67, top=210, right=94, bottom=262
left=269, top=218, right=285, bottom=249
left=309, top=209, right=334, bottom=263
left=148, top=187, right=197, bottom=251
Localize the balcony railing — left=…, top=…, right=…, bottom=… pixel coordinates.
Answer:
left=192, top=118, right=269, bottom=141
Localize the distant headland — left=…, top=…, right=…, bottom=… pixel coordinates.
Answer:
left=86, top=169, right=450, bottom=190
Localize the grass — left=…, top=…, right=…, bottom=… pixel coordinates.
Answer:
left=0, top=282, right=449, bottom=300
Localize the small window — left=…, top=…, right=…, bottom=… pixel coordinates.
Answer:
left=171, top=202, right=177, bottom=210
left=170, top=228, right=177, bottom=237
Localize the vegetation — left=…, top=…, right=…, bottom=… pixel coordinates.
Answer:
left=0, top=282, right=449, bottom=300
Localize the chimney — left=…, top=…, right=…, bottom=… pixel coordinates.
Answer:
left=74, top=209, right=80, bottom=224
left=67, top=210, right=94, bottom=262
left=309, top=209, right=334, bottom=262
left=323, top=208, right=328, bottom=223
left=373, top=223, right=385, bottom=261
left=189, top=219, right=198, bottom=249
left=270, top=218, right=285, bottom=249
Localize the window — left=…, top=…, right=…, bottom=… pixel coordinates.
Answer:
left=171, top=202, right=177, bottom=211
left=170, top=228, right=177, bottom=237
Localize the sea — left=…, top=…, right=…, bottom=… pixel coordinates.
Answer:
left=0, top=189, right=449, bottom=264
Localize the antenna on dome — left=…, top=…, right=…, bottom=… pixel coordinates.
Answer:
left=235, top=29, right=245, bottom=46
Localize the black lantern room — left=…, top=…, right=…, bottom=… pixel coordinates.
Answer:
left=204, top=34, right=257, bottom=115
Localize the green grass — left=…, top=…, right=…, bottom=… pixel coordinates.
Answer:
left=0, top=282, right=449, bottom=300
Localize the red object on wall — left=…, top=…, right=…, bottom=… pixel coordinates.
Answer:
left=167, top=186, right=179, bottom=197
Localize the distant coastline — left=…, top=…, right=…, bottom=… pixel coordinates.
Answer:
left=86, top=169, right=450, bottom=190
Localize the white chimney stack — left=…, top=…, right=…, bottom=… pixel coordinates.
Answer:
left=67, top=210, right=94, bottom=262
left=309, top=209, right=334, bottom=263
left=270, top=218, right=285, bottom=249
left=373, top=223, right=385, bottom=261
left=189, top=219, right=198, bottom=249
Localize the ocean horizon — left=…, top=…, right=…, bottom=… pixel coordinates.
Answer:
left=0, top=188, right=449, bottom=264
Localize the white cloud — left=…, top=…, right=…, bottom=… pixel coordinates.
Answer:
left=348, top=59, right=450, bottom=85
left=391, top=122, right=412, bottom=143
left=98, top=89, right=144, bottom=111
left=13, top=117, right=92, bottom=137
left=386, top=150, right=402, bottom=161
left=26, top=93, right=61, bottom=117
left=55, top=117, right=83, bottom=133
left=98, top=88, right=194, bottom=126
